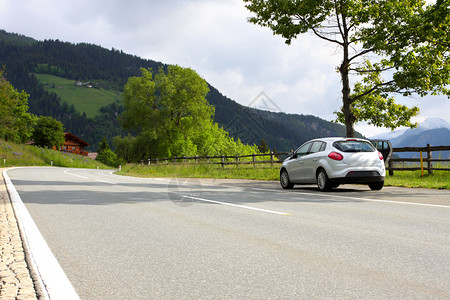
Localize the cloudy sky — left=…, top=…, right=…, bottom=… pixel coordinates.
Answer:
left=1, top=0, right=448, bottom=137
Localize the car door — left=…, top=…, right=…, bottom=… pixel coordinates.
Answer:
left=370, top=139, right=393, bottom=162
left=302, top=141, right=325, bottom=183
left=286, top=142, right=312, bottom=183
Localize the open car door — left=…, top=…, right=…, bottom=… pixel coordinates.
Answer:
left=370, top=139, right=393, bottom=163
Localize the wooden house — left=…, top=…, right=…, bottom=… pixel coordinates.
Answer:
left=59, top=132, right=89, bottom=156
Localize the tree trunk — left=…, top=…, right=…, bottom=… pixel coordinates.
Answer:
left=342, top=94, right=355, bottom=138
left=339, top=17, right=355, bottom=138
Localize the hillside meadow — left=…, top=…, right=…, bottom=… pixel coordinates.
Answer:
left=35, top=73, right=121, bottom=118
left=0, top=139, right=109, bottom=169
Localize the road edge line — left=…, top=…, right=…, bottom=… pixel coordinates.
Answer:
left=3, top=168, right=80, bottom=300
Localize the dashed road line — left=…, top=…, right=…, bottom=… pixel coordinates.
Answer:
left=63, top=169, right=88, bottom=179
left=249, top=187, right=450, bottom=208
left=182, top=195, right=291, bottom=216
left=94, top=179, right=117, bottom=185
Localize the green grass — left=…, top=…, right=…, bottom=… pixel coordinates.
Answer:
left=0, top=139, right=110, bottom=169
left=117, top=162, right=450, bottom=189
left=117, top=163, right=280, bottom=181
left=34, top=73, right=121, bottom=118
left=385, top=170, right=450, bottom=189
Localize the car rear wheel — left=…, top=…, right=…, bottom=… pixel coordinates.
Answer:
left=369, top=181, right=384, bottom=191
left=280, top=170, right=294, bottom=189
left=317, top=169, right=332, bottom=192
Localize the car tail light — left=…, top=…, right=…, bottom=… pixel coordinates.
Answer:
left=328, top=152, right=343, bottom=161
left=378, top=151, right=384, bottom=160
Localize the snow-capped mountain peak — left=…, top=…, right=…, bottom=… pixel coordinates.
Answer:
left=370, top=129, right=408, bottom=140
left=369, top=118, right=450, bottom=139
left=369, top=118, right=450, bottom=149
left=419, top=118, right=450, bottom=130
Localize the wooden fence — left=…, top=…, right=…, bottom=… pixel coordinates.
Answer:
left=387, top=144, right=450, bottom=175
left=145, top=152, right=289, bottom=168
left=144, top=144, right=450, bottom=175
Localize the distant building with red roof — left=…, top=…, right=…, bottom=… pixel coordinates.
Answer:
left=58, top=132, right=89, bottom=156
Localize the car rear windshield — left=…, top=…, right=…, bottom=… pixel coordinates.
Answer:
left=332, top=140, right=375, bottom=153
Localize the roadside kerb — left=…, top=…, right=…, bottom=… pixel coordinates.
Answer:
left=1, top=168, right=37, bottom=299
left=2, top=168, right=80, bottom=300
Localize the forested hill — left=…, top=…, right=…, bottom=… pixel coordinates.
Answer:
left=0, top=29, right=351, bottom=152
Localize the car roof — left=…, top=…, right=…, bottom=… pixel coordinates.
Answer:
left=309, top=137, right=370, bottom=143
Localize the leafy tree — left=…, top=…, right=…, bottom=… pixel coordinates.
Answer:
left=32, top=116, right=65, bottom=148
left=0, top=71, right=36, bottom=142
left=120, top=65, right=260, bottom=160
left=244, top=0, right=450, bottom=137
left=121, top=66, right=213, bottom=158
left=112, top=134, right=136, bottom=163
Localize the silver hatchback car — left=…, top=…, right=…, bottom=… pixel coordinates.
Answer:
left=280, top=137, right=386, bottom=191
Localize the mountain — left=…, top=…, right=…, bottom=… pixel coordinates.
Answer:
left=396, top=128, right=450, bottom=147
left=371, top=118, right=450, bottom=147
left=370, top=118, right=450, bottom=159
left=0, top=29, right=353, bottom=152
left=369, top=128, right=408, bottom=141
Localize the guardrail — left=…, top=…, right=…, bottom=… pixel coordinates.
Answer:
left=388, top=144, right=450, bottom=175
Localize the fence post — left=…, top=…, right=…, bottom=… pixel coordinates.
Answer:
left=235, top=154, right=239, bottom=167
left=388, top=159, right=394, bottom=176
left=195, top=155, right=198, bottom=163
left=420, top=151, right=424, bottom=177
left=148, top=159, right=151, bottom=165
left=183, top=156, right=187, bottom=163
left=427, top=144, right=433, bottom=175
left=221, top=155, right=225, bottom=168
left=207, top=155, right=210, bottom=164
left=270, top=151, right=274, bottom=167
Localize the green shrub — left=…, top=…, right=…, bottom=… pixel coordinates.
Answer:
left=96, top=148, right=118, bottom=167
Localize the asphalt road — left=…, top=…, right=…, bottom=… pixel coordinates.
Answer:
left=7, top=167, right=450, bottom=299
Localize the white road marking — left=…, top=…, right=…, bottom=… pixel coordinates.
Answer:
left=64, top=169, right=117, bottom=184
left=63, top=169, right=88, bottom=179
left=109, top=172, right=450, bottom=208
left=249, top=187, right=450, bottom=209
left=182, top=195, right=291, bottom=216
left=94, top=179, right=117, bottom=185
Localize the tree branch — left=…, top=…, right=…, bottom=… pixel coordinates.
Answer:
left=348, top=48, right=375, bottom=62
left=310, top=27, right=343, bottom=45
left=351, top=80, right=396, bottom=103
left=349, top=66, right=395, bottom=73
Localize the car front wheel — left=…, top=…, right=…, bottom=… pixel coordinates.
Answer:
left=280, top=170, right=294, bottom=189
left=317, top=169, right=332, bottom=192
left=369, top=181, right=384, bottom=191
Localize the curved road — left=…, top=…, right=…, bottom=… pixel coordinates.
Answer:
left=7, top=167, right=450, bottom=299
